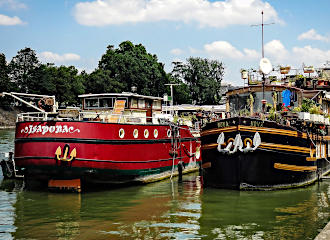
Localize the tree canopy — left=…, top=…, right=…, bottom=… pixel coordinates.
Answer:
left=98, top=41, right=168, bottom=97
left=1, top=42, right=226, bottom=108
left=8, top=48, right=41, bottom=93
left=171, top=57, right=224, bottom=105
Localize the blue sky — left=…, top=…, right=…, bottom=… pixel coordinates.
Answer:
left=1, top=0, right=329, bottom=86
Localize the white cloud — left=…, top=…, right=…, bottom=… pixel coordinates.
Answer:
left=262, top=40, right=330, bottom=68
left=204, top=41, right=259, bottom=60
left=298, top=29, right=329, bottom=42
left=74, top=0, right=280, bottom=27
left=243, top=48, right=260, bottom=59
left=39, top=52, right=81, bottom=63
left=205, top=41, right=243, bottom=59
left=170, top=48, right=183, bottom=55
left=292, top=45, right=330, bottom=66
left=0, top=0, right=27, bottom=10
left=0, top=14, right=24, bottom=25
left=264, top=39, right=288, bottom=62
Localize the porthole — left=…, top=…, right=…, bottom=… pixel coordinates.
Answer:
left=144, top=129, right=149, bottom=138
left=154, top=129, right=158, bottom=138
left=133, top=129, right=138, bottom=138
left=119, top=128, right=125, bottom=138
left=167, top=129, right=171, bottom=138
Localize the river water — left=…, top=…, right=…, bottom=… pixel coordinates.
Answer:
left=0, top=129, right=329, bottom=240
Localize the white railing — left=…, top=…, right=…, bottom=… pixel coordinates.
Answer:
left=17, top=112, right=49, bottom=122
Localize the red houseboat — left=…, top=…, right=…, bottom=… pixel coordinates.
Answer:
left=13, top=92, right=201, bottom=190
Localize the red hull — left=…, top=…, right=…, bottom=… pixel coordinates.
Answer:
left=15, top=121, right=201, bottom=184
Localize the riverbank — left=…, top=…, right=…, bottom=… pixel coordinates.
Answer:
left=0, top=108, right=18, bottom=128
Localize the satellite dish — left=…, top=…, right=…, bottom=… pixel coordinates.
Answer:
left=259, top=58, right=272, bottom=75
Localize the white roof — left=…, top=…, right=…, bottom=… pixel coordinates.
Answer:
left=163, top=104, right=226, bottom=112
left=78, top=92, right=163, bottom=100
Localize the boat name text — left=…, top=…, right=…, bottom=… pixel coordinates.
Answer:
left=21, top=125, right=81, bottom=135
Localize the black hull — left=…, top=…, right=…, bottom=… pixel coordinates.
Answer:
left=201, top=117, right=330, bottom=190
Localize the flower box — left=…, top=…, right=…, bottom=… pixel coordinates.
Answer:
left=310, top=114, right=319, bottom=122
left=298, top=112, right=310, bottom=121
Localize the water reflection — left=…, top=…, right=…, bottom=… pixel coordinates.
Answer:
left=11, top=175, right=202, bottom=240
left=199, top=182, right=330, bottom=239
left=4, top=176, right=329, bottom=240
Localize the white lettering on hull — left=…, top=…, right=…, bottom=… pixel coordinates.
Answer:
left=20, top=125, right=81, bottom=135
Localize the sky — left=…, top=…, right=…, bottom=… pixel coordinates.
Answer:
left=0, top=0, right=330, bottom=86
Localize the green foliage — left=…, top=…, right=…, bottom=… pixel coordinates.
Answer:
left=309, top=105, right=322, bottom=115
left=268, top=107, right=281, bottom=123
left=8, top=48, right=41, bottom=93
left=84, top=69, right=125, bottom=94
left=166, top=74, right=192, bottom=104
left=292, top=106, right=301, bottom=113
left=98, top=41, right=168, bottom=96
left=301, top=98, right=316, bottom=112
left=171, top=57, right=224, bottom=105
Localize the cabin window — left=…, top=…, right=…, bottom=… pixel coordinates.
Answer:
left=131, top=98, right=138, bottom=108
left=153, top=100, right=161, bottom=110
left=99, top=98, right=113, bottom=108
left=84, top=98, right=99, bottom=109
left=138, top=99, right=145, bottom=108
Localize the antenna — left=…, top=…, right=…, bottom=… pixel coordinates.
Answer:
left=251, top=11, right=275, bottom=58
left=251, top=11, right=274, bottom=113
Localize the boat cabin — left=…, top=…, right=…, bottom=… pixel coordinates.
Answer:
left=78, top=92, right=164, bottom=124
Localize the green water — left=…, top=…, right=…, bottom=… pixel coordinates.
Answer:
left=0, top=129, right=329, bottom=240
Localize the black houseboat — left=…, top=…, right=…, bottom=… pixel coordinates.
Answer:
left=201, top=62, right=330, bottom=190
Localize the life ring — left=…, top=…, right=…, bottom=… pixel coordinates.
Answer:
left=38, top=99, right=46, bottom=110
left=227, top=138, right=235, bottom=144
left=244, top=138, right=253, bottom=147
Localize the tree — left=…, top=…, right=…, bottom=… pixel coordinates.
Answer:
left=166, top=73, right=192, bottom=104
left=84, top=69, right=125, bottom=94
left=0, top=53, right=14, bottom=108
left=171, top=57, right=224, bottom=105
left=8, top=48, right=41, bottom=93
left=0, top=53, right=10, bottom=92
left=98, top=41, right=168, bottom=96
left=33, top=64, right=85, bottom=106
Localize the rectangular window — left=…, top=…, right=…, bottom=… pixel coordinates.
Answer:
left=84, top=98, right=99, bottom=109
left=99, top=98, right=113, bottom=108
left=138, top=99, right=145, bottom=108
left=131, top=98, right=138, bottom=108
left=153, top=100, right=161, bottom=110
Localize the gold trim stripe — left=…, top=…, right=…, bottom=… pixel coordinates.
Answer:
left=202, top=143, right=218, bottom=150
left=260, top=143, right=310, bottom=154
left=306, top=157, right=317, bottom=161
left=274, top=163, right=316, bottom=172
left=201, top=126, right=238, bottom=136
left=201, top=125, right=308, bottom=139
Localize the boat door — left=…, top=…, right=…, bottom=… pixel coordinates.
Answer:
left=146, top=100, right=152, bottom=123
